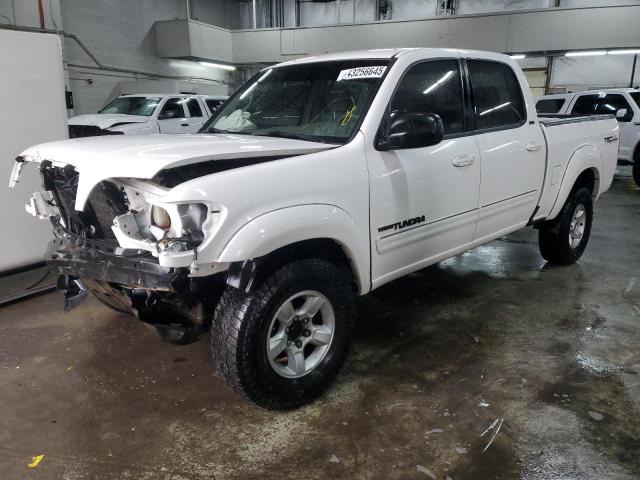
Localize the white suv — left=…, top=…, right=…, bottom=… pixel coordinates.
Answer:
left=68, top=94, right=229, bottom=138
left=537, top=88, right=640, bottom=185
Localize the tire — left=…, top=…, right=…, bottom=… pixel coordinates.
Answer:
left=633, top=156, right=640, bottom=188
left=538, top=187, right=593, bottom=265
left=211, top=258, right=356, bottom=410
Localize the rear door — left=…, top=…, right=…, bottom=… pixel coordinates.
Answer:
left=157, top=97, right=189, bottom=134
left=570, top=92, right=635, bottom=161
left=205, top=98, right=226, bottom=116
left=367, top=58, right=481, bottom=287
left=183, top=97, right=206, bottom=132
left=467, top=59, right=546, bottom=244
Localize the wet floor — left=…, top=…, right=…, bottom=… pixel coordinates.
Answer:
left=1, top=166, right=639, bottom=479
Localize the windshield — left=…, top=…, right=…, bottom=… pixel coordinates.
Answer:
left=630, top=92, right=640, bottom=109
left=99, top=96, right=161, bottom=116
left=200, top=60, right=391, bottom=144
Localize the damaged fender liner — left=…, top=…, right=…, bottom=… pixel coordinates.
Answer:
left=47, top=227, right=185, bottom=292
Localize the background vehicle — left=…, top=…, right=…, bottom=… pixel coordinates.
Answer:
left=10, top=48, right=618, bottom=409
left=538, top=88, right=640, bottom=186
left=67, top=94, right=229, bottom=137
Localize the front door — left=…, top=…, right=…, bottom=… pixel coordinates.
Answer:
left=157, top=97, right=189, bottom=134
left=366, top=59, right=481, bottom=288
left=184, top=97, right=207, bottom=132
left=467, top=59, right=546, bottom=244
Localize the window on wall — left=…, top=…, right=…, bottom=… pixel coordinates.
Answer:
left=389, top=59, right=465, bottom=135
left=468, top=60, right=526, bottom=130
left=571, top=93, right=633, bottom=122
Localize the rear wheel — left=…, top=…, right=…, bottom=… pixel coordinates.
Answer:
left=633, top=155, right=640, bottom=188
left=538, top=187, right=593, bottom=265
left=211, top=258, right=356, bottom=409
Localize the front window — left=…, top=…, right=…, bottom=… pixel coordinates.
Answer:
left=630, top=92, right=640, bottom=110
left=99, top=96, right=161, bottom=116
left=200, top=60, right=391, bottom=144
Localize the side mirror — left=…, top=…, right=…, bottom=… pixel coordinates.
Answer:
left=159, top=110, right=180, bottom=120
left=616, top=108, right=629, bottom=121
left=376, top=112, right=444, bottom=150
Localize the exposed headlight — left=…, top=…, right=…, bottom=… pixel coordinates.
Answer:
left=151, top=205, right=171, bottom=230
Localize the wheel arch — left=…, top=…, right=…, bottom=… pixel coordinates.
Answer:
left=217, top=204, right=370, bottom=295
left=547, top=144, right=602, bottom=220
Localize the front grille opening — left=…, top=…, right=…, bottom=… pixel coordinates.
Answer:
left=42, top=164, right=128, bottom=240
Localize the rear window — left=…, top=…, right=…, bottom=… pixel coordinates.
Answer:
left=571, top=93, right=632, bottom=119
left=468, top=60, right=526, bottom=130
left=536, top=98, right=565, bottom=114
left=186, top=98, right=203, bottom=117
left=206, top=99, right=225, bottom=113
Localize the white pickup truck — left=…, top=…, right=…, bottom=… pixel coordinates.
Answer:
left=537, top=88, right=640, bottom=186
left=68, top=94, right=229, bottom=137
left=9, top=48, right=618, bottom=409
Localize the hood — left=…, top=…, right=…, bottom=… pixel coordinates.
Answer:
left=68, top=114, right=150, bottom=129
left=12, top=133, right=336, bottom=210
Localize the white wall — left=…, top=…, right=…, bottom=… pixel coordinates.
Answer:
left=61, top=0, right=230, bottom=115
left=0, top=29, right=68, bottom=271
left=0, top=0, right=62, bottom=29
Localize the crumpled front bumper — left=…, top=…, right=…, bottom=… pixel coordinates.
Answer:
left=47, top=226, right=186, bottom=292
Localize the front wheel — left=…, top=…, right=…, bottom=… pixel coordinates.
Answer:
left=538, top=187, right=593, bottom=265
left=633, top=158, right=640, bottom=188
left=211, top=258, right=356, bottom=409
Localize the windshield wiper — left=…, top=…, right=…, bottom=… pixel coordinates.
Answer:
left=254, top=130, right=326, bottom=143
left=203, top=127, right=249, bottom=134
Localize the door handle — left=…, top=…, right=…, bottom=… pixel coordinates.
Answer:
left=451, top=155, right=475, bottom=167
left=525, top=141, right=542, bottom=152
left=181, top=122, right=189, bottom=127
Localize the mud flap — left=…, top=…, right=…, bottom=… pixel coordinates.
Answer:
left=57, top=275, right=89, bottom=311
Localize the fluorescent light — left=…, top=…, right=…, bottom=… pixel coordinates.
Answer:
left=608, top=49, right=640, bottom=55
left=198, top=61, right=236, bottom=71
left=423, top=70, right=454, bottom=94
left=510, top=54, right=526, bottom=60
left=565, top=50, right=607, bottom=57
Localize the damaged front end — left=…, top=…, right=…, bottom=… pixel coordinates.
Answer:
left=12, top=158, right=226, bottom=342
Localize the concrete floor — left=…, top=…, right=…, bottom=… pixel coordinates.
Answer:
left=1, top=166, right=639, bottom=480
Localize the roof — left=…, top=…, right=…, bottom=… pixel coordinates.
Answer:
left=273, top=47, right=513, bottom=68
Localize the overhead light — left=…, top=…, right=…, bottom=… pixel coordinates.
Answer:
left=608, top=49, right=640, bottom=55
left=198, top=61, right=236, bottom=71
left=423, top=70, right=454, bottom=94
left=510, top=54, right=526, bottom=60
left=565, top=50, right=607, bottom=57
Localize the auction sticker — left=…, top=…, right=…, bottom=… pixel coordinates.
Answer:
left=337, top=66, right=387, bottom=81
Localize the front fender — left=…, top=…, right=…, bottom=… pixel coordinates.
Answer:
left=547, top=144, right=602, bottom=220
left=217, top=204, right=370, bottom=294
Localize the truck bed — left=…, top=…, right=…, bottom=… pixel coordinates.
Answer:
left=538, top=114, right=614, bottom=126
left=534, top=114, right=619, bottom=222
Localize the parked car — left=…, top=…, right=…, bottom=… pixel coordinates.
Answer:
left=10, top=48, right=618, bottom=409
left=67, top=94, right=229, bottom=137
left=537, top=88, right=640, bottom=186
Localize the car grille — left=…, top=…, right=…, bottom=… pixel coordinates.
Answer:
left=42, top=165, right=128, bottom=240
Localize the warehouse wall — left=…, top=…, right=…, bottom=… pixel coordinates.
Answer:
left=61, top=0, right=231, bottom=115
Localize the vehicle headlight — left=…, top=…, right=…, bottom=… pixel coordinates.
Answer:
left=151, top=205, right=171, bottom=230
